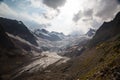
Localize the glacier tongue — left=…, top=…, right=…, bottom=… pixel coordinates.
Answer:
left=24, top=51, right=69, bottom=72
left=11, top=51, right=69, bottom=79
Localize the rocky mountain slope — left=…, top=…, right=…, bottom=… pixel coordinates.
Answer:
left=89, top=12, right=120, bottom=47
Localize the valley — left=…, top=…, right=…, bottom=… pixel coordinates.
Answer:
left=0, top=9, right=120, bottom=80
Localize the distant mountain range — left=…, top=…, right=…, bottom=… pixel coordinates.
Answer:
left=33, top=29, right=65, bottom=41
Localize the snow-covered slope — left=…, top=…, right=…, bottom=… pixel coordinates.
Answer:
left=36, top=32, right=90, bottom=53
left=33, top=29, right=64, bottom=41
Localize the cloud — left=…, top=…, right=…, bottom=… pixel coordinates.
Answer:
left=72, top=0, right=120, bottom=26
left=117, top=0, right=120, bottom=3
left=84, top=9, right=93, bottom=17
left=0, top=3, right=34, bottom=24
left=43, top=0, right=66, bottom=9
left=0, top=0, right=3, bottom=3
left=0, top=3, right=18, bottom=18
left=1, top=0, right=120, bottom=35
left=0, top=2, right=51, bottom=29
left=72, top=11, right=82, bottom=22
left=91, top=20, right=102, bottom=29
left=0, top=0, right=3, bottom=2
left=71, top=0, right=120, bottom=35
left=28, top=0, right=61, bottom=20
left=95, top=0, right=120, bottom=21
left=72, top=9, right=93, bottom=22
left=42, top=9, right=60, bottom=19
left=29, top=0, right=42, bottom=8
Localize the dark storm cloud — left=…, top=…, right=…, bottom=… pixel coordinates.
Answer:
left=95, top=0, right=120, bottom=20
left=43, top=0, right=66, bottom=9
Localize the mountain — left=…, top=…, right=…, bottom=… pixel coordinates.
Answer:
left=63, top=39, right=88, bottom=58
left=89, top=12, right=120, bottom=47
left=0, top=17, right=38, bottom=46
left=51, top=31, right=65, bottom=39
left=33, top=29, right=64, bottom=41
left=0, top=17, right=43, bottom=57
left=86, top=28, right=96, bottom=37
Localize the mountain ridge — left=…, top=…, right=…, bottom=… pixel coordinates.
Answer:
left=33, top=29, right=65, bottom=41
left=0, top=17, right=38, bottom=46
left=89, top=12, right=120, bottom=47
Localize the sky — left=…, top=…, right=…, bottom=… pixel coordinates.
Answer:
left=0, top=0, right=120, bottom=35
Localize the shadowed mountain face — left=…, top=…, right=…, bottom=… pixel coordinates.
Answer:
left=0, top=24, right=15, bottom=49
left=0, top=17, right=38, bottom=46
left=90, top=12, right=120, bottom=47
